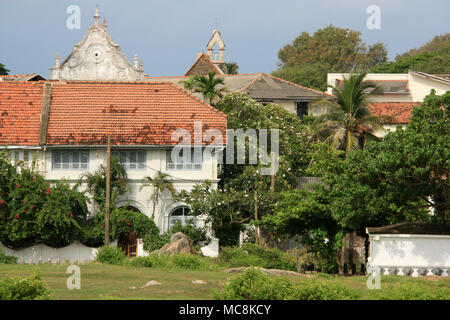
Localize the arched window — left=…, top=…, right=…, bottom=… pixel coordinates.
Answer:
left=212, top=44, right=220, bottom=61
left=168, top=206, right=194, bottom=230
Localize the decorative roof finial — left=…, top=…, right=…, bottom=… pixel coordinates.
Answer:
left=134, top=54, right=139, bottom=68
left=102, top=18, right=108, bottom=31
left=55, top=53, right=60, bottom=67
left=139, top=60, right=143, bottom=71
left=94, top=7, right=100, bottom=26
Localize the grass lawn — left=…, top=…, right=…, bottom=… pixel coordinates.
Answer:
left=0, top=263, right=449, bottom=300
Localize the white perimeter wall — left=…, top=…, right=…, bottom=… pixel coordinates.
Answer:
left=368, top=234, right=450, bottom=271
left=0, top=240, right=117, bottom=264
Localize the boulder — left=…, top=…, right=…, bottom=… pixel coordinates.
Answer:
left=159, top=232, right=196, bottom=255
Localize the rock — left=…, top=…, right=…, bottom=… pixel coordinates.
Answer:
left=192, top=280, right=207, bottom=285
left=141, top=280, right=161, bottom=288
left=159, top=232, right=196, bottom=255
left=129, top=286, right=136, bottom=290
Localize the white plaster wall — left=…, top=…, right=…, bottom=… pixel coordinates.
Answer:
left=408, top=73, right=450, bottom=101
left=368, top=234, right=450, bottom=268
left=0, top=240, right=118, bottom=264
left=7, top=147, right=218, bottom=232
left=272, top=100, right=297, bottom=114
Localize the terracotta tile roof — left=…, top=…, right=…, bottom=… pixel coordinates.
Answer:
left=0, top=81, right=44, bottom=145
left=185, top=53, right=223, bottom=76
left=368, top=102, right=421, bottom=124
left=46, top=81, right=227, bottom=146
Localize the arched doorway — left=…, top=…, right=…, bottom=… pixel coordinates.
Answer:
left=117, top=206, right=139, bottom=257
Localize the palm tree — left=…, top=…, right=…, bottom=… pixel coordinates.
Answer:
left=193, top=72, right=227, bottom=105
left=310, top=72, right=391, bottom=156
left=179, top=75, right=200, bottom=93
left=77, top=156, right=129, bottom=211
left=140, top=171, right=176, bottom=219
left=224, top=62, right=239, bottom=74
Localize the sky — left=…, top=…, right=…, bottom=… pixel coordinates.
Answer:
left=1, top=0, right=449, bottom=77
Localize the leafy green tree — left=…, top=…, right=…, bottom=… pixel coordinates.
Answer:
left=0, top=63, right=9, bottom=75
left=262, top=91, right=449, bottom=269
left=140, top=171, right=175, bottom=219
left=177, top=93, right=312, bottom=245
left=273, top=25, right=388, bottom=91
left=310, top=73, right=390, bottom=155
left=224, top=62, right=239, bottom=74
left=371, top=33, right=450, bottom=74
left=330, top=90, right=449, bottom=228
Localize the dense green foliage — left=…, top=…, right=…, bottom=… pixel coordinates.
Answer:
left=96, top=246, right=127, bottom=265
left=0, top=62, right=9, bottom=75
left=127, top=253, right=216, bottom=270
left=263, top=91, right=449, bottom=269
left=218, top=243, right=297, bottom=271
left=215, top=268, right=359, bottom=300
left=0, top=272, right=51, bottom=300
left=273, top=25, right=387, bottom=91
left=177, top=93, right=311, bottom=245
left=0, top=249, right=16, bottom=264
left=0, top=152, right=89, bottom=248
left=371, top=33, right=450, bottom=74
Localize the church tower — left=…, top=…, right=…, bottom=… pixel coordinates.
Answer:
left=50, top=8, right=144, bottom=81
left=206, top=29, right=226, bottom=72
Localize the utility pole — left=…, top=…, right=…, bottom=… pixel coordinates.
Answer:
left=271, top=151, right=275, bottom=194
left=105, top=135, right=111, bottom=247
left=254, top=190, right=259, bottom=245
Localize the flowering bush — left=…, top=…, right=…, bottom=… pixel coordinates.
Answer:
left=0, top=151, right=88, bottom=248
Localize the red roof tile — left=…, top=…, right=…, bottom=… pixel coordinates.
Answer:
left=368, top=102, right=421, bottom=124
left=46, top=81, right=227, bottom=146
left=0, top=81, right=44, bottom=145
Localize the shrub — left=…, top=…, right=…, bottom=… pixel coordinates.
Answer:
left=0, top=249, right=16, bottom=264
left=290, top=280, right=359, bottom=300
left=128, top=256, right=153, bottom=268
left=218, top=244, right=297, bottom=271
left=0, top=272, right=51, bottom=300
left=215, top=268, right=360, bottom=300
left=215, top=268, right=294, bottom=300
left=96, top=246, right=127, bottom=265
left=172, top=254, right=203, bottom=270
left=142, top=232, right=171, bottom=253
left=367, top=282, right=450, bottom=300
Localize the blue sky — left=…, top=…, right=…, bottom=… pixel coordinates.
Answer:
left=1, top=0, right=449, bottom=77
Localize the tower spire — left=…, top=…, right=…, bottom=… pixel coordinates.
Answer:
left=94, top=7, right=100, bottom=26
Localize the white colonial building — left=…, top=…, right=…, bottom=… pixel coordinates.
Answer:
left=0, top=9, right=227, bottom=259
left=327, top=71, right=450, bottom=137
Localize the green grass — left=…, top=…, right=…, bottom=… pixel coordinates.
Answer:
left=0, top=263, right=448, bottom=300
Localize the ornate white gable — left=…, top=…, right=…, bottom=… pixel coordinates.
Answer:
left=50, top=9, right=144, bottom=81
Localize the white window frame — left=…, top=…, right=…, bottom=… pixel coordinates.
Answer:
left=112, top=150, right=146, bottom=170
left=166, top=148, right=203, bottom=171
left=52, top=150, right=89, bottom=170
left=168, top=206, right=194, bottom=230
left=10, top=150, right=36, bottom=168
